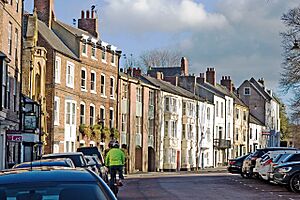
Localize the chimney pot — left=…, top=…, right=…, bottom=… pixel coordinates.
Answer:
left=91, top=10, right=95, bottom=18
left=86, top=10, right=90, bottom=18
left=81, top=10, right=85, bottom=19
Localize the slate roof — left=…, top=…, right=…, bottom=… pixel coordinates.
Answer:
left=141, top=75, right=205, bottom=102
left=249, top=114, right=264, bottom=126
left=38, top=20, right=78, bottom=60
left=55, top=20, right=93, bottom=38
left=148, top=66, right=182, bottom=77
left=249, top=78, right=272, bottom=101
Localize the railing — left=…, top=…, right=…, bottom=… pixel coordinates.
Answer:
left=213, top=139, right=231, bottom=149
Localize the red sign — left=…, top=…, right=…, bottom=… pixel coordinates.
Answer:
left=7, top=135, right=22, bottom=142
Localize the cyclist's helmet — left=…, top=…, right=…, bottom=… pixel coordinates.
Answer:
left=112, top=141, right=120, bottom=148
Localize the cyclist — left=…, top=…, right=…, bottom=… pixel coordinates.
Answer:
left=105, top=141, right=125, bottom=187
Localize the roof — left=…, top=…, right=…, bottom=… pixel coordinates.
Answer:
left=142, top=75, right=205, bottom=101
left=55, top=20, right=92, bottom=38
left=232, top=93, right=247, bottom=107
left=197, top=82, right=225, bottom=99
left=38, top=20, right=78, bottom=60
left=0, top=168, right=95, bottom=184
left=148, top=66, right=182, bottom=77
left=249, top=114, right=264, bottom=126
left=249, top=78, right=272, bottom=101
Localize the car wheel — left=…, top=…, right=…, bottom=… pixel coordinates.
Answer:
left=241, top=172, right=247, bottom=178
left=289, top=173, right=300, bottom=193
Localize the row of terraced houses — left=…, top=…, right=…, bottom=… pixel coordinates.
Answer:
left=0, top=0, right=281, bottom=172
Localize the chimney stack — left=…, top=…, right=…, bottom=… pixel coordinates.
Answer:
left=34, top=0, right=55, bottom=28
left=220, top=76, right=233, bottom=92
left=206, top=68, right=216, bottom=86
left=156, top=72, right=164, bottom=80
left=127, top=67, right=132, bottom=76
left=258, top=78, right=265, bottom=86
left=196, top=73, right=205, bottom=84
left=133, top=68, right=142, bottom=77
left=78, top=8, right=99, bottom=38
left=181, top=57, right=188, bottom=76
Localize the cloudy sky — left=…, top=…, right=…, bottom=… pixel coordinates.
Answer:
left=25, top=0, right=300, bottom=104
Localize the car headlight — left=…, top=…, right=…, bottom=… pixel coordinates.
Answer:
left=278, top=167, right=292, bottom=173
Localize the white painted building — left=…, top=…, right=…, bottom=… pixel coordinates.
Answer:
left=198, top=101, right=214, bottom=168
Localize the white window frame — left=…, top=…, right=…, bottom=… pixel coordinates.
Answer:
left=110, top=76, right=115, bottom=99
left=109, top=107, right=114, bottom=129
left=82, top=35, right=88, bottom=57
left=55, top=56, right=61, bottom=84
left=99, top=105, right=105, bottom=126
left=244, top=87, right=251, bottom=95
left=91, top=44, right=97, bottom=59
left=136, top=87, right=142, bottom=103
left=100, top=73, right=106, bottom=97
left=81, top=67, right=87, bottom=91
left=101, top=45, right=107, bottom=63
left=111, top=51, right=115, bottom=66
left=8, top=22, right=12, bottom=55
left=66, top=61, right=75, bottom=88
left=80, top=102, right=85, bottom=125
left=54, top=96, right=60, bottom=125
left=91, top=70, right=97, bottom=94
left=90, top=103, right=95, bottom=126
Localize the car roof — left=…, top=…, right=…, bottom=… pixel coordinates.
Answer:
left=257, top=147, right=297, bottom=151
left=0, top=167, right=96, bottom=185
left=14, top=158, right=72, bottom=166
left=43, top=152, right=84, bottom=157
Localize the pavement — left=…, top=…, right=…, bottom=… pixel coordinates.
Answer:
left=124, top=166, right=228, bottom=179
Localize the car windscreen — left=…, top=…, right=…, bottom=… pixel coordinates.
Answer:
left=43, top=155, right=86, bottom=168
left=0, top=182, right=109, bottom=200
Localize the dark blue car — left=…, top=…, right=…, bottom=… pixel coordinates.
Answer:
left=0, top=167, right=117, bottom=200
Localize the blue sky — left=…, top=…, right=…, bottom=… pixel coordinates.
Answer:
left=25, top=0, right=300, bottom=106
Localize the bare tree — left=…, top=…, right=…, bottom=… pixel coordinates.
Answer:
left=138, top=49, right=182, bottom=70
left=280, top=7, right=300, bottom=117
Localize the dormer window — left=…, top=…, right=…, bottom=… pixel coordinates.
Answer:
left=91, top=43, right=96, bottom=58
left=102, top=47, right=106, bottom=62
left=82, top=39, right=87, bottom=55
left=111, top=51, right=115, bottom=65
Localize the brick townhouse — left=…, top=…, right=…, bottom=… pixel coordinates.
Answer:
left=0, top=0, right=22, bottom=169
left=34, top=0, right=121, bottom=154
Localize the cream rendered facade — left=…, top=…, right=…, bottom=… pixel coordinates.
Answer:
left=233, top=104, right=249, bottom=157
left=159, top=91, right=182, bottom=171
left=181, top=98, right=197, bottom=170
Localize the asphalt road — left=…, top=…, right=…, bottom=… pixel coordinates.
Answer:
left=118, top=173, right=300, bottom=200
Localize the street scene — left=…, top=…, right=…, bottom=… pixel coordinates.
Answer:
left=1, top=0, right=300, bottom=199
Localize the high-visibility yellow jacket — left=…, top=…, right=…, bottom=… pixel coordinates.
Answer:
left=105, top=148, right=125, bottom=166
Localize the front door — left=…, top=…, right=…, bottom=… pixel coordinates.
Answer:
left=65, top=100, right=76, bottom=152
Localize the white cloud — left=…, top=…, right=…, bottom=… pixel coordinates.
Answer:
left=102, top=0, right=228, bottom=33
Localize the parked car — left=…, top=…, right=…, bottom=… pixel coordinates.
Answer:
left=13, top=158, right=75, bottom=169
left=228, top=154, right=249, bottom=174
left=273, top=161, right=300, bottom=192
left=0, top=167, right=117, bottom=199
left=77, top=147, right=105, bottom=165
left=85, top=155, right=109, bottom=183
left=42, top=152, right=89, bottom=168
left=269, top=153, right=293, bottom=181
left=85, top=155, right=100, bottom=174
left=241, top=147, right=297, bottom=178
left=257, top=150, right=298, bottom=181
